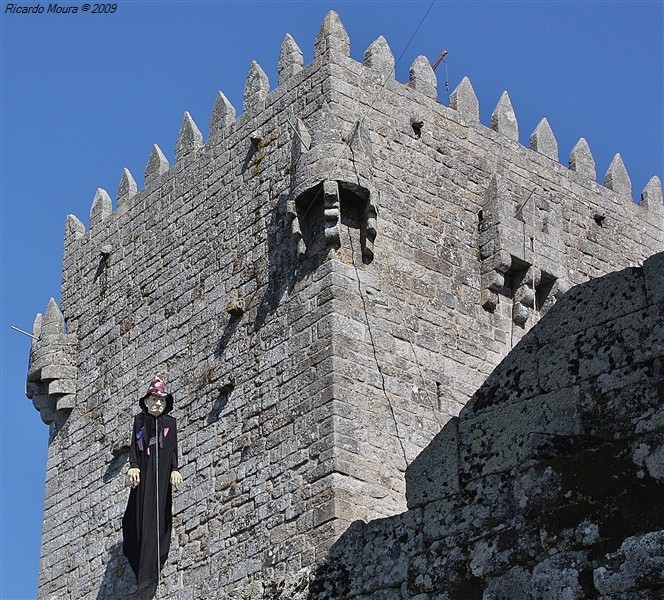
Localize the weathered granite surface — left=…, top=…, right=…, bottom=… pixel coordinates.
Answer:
left=310, top=251, right=664, bottom=599
left=26, top=11, right=663, bottom=599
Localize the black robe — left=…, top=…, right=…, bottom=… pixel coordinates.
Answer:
left=122, top=408, right=178, bottom=585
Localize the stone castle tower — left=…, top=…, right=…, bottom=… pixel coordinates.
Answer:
left=26, top=12, right=663, bottom=599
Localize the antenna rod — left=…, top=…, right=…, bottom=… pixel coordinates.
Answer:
left=286, top=115, right=311, bottom=151
left=431, top=49, right=448, bottom=71
left=515, top=189, right=536, bottom=217
left=11, top=326, right=38, bottom=340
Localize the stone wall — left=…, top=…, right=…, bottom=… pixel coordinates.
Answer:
left=311, top=252, right=664, bottom=599
left=25, top=11, right=663, bottom=599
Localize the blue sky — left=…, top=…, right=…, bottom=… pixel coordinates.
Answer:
left=1, top=1, right=662, bottom=598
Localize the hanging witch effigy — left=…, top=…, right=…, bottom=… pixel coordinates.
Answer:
left=123, top=375, right=182, bottom=586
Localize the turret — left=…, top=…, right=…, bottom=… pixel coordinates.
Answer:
left=26, top=298, right=77, bottom=425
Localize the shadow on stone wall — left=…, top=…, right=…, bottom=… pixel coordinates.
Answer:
left=206, top=389, right=232, bottom=425
left=103, top=450, right=128, bottom=484
left=95, top=542, right=157, bottom=600
left=253, top=191, right=328, bottom=333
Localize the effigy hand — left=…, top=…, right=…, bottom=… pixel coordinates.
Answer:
left=170, top=470, right=183, bottom=489
left=127, top=467, right=140, bottom=488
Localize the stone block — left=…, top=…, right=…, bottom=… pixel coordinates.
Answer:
left=47, top=379, right=76, bottom=395
left=459, top=387, right=584, bottom=480
left=643, top=250, right=664, bottom=306
left=578, top=360, right=663, bottom=438
left=575, top=304, right=663, bottom=381
left=534, top=264, right=648, bottom=344
left=464, top=334, right=542, bottom=417
left=537, top=332, right=580, bottom=393
left=405, top=418, right=460, bottom=508
left=593, top=531, right=664, bottom=594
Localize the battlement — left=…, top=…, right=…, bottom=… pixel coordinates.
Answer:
left=55, top=10, right=662, bottom=338
left=30, top=11, right=663, bottom=599
left=66, top=11, right=662, bottom=243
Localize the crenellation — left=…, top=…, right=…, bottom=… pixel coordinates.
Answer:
left=408, top=55, right=437, bottom=100
left=490, top=91, right=518, bottom=141
left=64, top=213, right=86, bottom=246
left=244, top=60, right=270, bottom=114
left=278, top=34, right=303, bottom=86
left=568, top=136, right=596, bottom=180
left=116, top=167, right=138, bottom=216
left=449, top=76, right=480, bottom=125
left=640, top=175, right=663, bottom=214
left=32, top=311, right=43, bottom=341
left=314, top=10, right=350, bottom=60
left=209, top=91, right=236, bottom=139
left=530, top=117, right=558, bottom=161
left=604, top=152, right=632, bottom=197
left=363, top=35, right=395, bottom=80
left=175, top=111, right=204, bottom=164
left=89, top=187, right=112, bottom=228
left=26, top=298, right=78, bottom=424
left=144, top=143, right=170, bottom=185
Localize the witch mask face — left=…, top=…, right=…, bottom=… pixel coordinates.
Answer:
left=144, top=395, right=165, bottom=416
